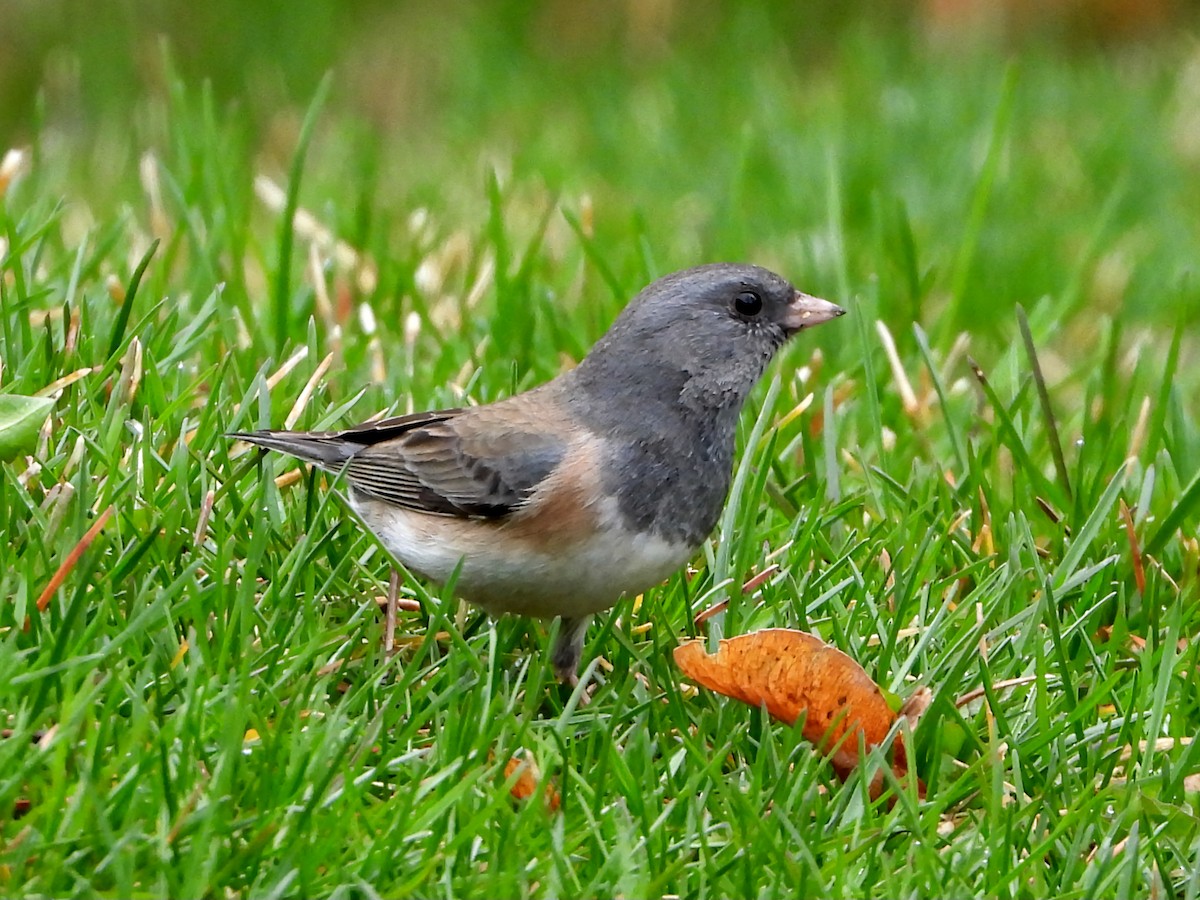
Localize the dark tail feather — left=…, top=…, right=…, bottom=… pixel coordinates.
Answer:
left=228, top=430, right=357, bottom=469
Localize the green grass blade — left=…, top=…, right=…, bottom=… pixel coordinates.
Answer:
left=969, top=356, right=1061, bottom=506
left=1016, top=304, right=1071, bottom=502
left=1051, top=460, right=1128, bottom=593
left=1146, top=466, right=1200, bottom=557
left=271, top=73, right=332, bottom=353
left=106, top=237, right=160, bottom=360
left=711, top=375, right=782, bottom=640
left=561, top=207, right=624, bottom=302
left=913, top=323, right=967, bottom=475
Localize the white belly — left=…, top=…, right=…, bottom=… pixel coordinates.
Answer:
left=351, top=495, right=693, bottom=619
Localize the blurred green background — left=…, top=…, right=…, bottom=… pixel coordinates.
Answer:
left=3, top=0, right=1198, bottom=336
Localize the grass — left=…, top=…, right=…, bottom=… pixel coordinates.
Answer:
left=3, top=5, right=1200, bottom=896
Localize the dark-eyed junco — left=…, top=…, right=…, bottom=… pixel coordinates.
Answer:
left=232, top=263, right=844, bottom=683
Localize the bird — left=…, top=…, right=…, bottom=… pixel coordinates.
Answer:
left=231, top=263, right=845, bottom=684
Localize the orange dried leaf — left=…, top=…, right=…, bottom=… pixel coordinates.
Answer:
left=504, top=755, right=560, bottom=812
left=675, top=628, right=908, bottom=782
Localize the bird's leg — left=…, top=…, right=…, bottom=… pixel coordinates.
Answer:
left=551, top=615, right=592, bottom=687
left=384, top=568, right=399, bottom=658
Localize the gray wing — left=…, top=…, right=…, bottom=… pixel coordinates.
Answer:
left=346, top=411, right=566, bottom=518
left=234, top=406, right=566, bottom=520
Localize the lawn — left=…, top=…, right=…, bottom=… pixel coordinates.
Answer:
left=3, top=3, right=1200, bottom=896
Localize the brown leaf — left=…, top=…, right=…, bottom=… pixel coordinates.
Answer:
left=694, top=597, right=728, bottom=627
left=35, top=505, right=115, bottom=612
left=1119, top=499, right=1145, bottom=596
left=674, top=628, right=913, bottom=786
left=900, top=685, right=933, bottom=724
left=741, top=564, right=780, bottom=595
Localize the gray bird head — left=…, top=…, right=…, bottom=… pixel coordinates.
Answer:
left=574, top=263, right=845, bottom=415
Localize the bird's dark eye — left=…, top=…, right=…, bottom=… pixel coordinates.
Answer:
left=734, top=290, right=763, bottom=317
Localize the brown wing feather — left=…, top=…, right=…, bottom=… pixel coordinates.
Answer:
left=346, top=402, right=568, bottom=519
left=236, top=394, right=570, bottom=520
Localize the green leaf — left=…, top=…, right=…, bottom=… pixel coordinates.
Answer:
left=0, top=394, right=55, bottom=461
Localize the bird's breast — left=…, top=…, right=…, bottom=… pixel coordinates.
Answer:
left=600, top=427, right=734, bottom=548
left=348, top=432, right=696, bottom=619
